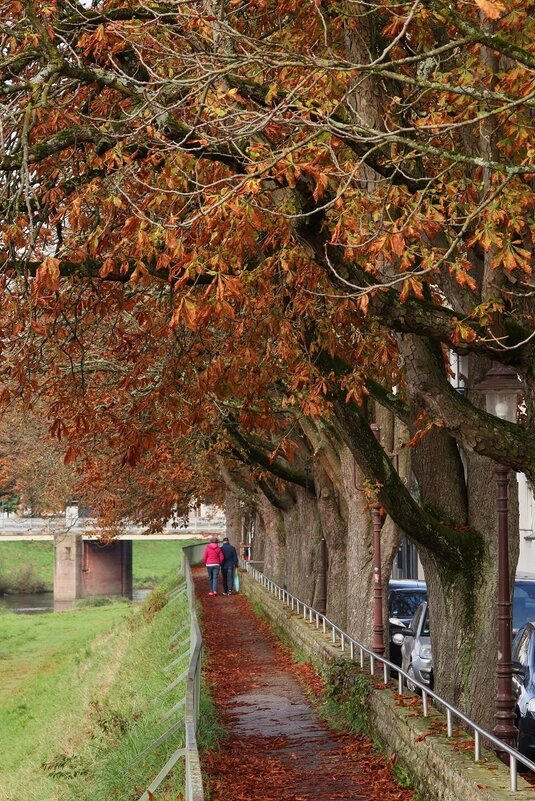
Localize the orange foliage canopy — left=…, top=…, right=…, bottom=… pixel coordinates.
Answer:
left=0, top=402, right=76, bottom=514
left=0, top=0, right=535, bottom=525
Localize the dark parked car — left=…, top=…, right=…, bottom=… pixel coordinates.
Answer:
left=511, top=622, right=535, bottom=758
left=513, top=576, right=535, bottom=636
left=390, top=574, right=535, bottom=686
left=388, top=580, right=427, bottom=666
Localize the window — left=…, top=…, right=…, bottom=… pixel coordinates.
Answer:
left=513, top=581, right=535, bottom=630
left=389, top=590, right=427, bottom=619
left=513, top=626, right=532, bottom=667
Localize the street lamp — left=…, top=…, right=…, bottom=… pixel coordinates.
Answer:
left=371, top=424, right=385, bottom=657
left=474, top=362, right=523, bottom=746
left=317, top=536, right=327, bottom=616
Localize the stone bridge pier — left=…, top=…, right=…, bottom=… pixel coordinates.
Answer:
left=54, top=534, right=132, bottom=607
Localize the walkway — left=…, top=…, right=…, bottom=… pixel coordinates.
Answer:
left=195, top=571, right=413, bottom=801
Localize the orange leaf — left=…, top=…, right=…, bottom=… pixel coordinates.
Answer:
left=169, top=298, right=197, bottom=331
left=30, top=319, right=48, bottom=335
left=390, top=233, right=405, bottom=257
left=35, top=256, right=60, bottom=293
left=64, top=445, right=78, bottom=465
left=99, top=258, right=116, bottom=278
left=312, top=172, right=328, bottom=202
left=474, top=0, right=504, bottom=19
left=358, top=294, right=369, bottom=314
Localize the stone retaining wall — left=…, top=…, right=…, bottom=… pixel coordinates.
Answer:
left=242, top=572, right=533, bottom=801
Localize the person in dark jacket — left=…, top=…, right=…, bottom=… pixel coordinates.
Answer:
left=220, top=537, right=239, bottom=596
left=202, top=537, right=224, bottom=596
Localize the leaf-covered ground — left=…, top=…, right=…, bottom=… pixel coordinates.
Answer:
left=197, top=572, right=413, bottom=801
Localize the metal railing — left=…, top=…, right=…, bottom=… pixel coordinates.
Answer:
left=135, top=546, right=205, bottom=801
left=183, top=545, right=205, bottom=801
left=244, top=562, right=535, bottom=792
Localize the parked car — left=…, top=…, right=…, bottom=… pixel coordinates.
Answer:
left=511, top=622, right=535, bottom=758
left=395, top=600, right=433, bottom=691
left=388, top=580, right=427, bottom=667
left=392, top=575, right=535, bottom=698
left=513, top=576, right=535, bottom=636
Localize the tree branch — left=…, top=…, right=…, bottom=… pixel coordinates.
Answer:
left=226, top=423, right=315, bottom=493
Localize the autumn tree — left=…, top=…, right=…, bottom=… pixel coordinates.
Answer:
left=0, top=403, right=77, bottom=514
left=2, top=0, right=535, bottom=727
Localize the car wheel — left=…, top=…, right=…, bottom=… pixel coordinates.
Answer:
left=406, top=664, right=418, bottom=693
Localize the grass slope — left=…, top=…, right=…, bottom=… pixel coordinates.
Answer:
left=0, top=601, right=131, bottom=800
left=0, top=540, right=53, bottom=592
left=133, top=539, right=198, bottom=587
left=0, top=576, right=195, bottom=801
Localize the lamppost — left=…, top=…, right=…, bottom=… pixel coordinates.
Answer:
left=317, top=536, right=327, bottom=616
left=371, top=423, right=385, bottom=657
left=474, top=363, right=523, bottom=746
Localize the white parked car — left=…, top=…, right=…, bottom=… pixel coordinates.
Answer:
left=394, top=601, right=433, bottom=692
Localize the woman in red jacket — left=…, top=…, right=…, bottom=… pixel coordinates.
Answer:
left=202, top=537, right=224, bottom=596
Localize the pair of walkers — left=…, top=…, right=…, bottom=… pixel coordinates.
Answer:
left=202, top=536, right=239, bottom=596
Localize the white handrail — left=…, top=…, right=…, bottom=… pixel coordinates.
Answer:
left=183, top=547, right=204, bottom=801
left=136, top=553, right=204, bottom=801
left=244, top=562, right=535, bottom=792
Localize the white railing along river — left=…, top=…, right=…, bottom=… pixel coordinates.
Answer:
left=183, top=544, right=205, bottom=801
left=135, top=544, right=205, bottom=801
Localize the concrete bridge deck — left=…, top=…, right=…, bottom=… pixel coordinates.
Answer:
left=0, top=532, right=211, bottom=541
left=0, top=517, right=224, bottom=541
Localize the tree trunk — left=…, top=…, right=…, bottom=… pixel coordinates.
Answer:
left=255, top=493, right=286, bottom=585
left=312, top=458, right=348, bottom=627
left=420, top=449, right=519, bottom=728
left=224, top=489, right=242, bottom=545
left=402, top=341, right=520, bottom=727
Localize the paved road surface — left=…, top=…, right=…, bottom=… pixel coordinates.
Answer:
left=195, top=569, right=413, bottom=801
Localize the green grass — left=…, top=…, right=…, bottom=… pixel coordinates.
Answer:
left=319, top=657, right=372, bottom=734
left=0, top=539, right=200, bottom=593
left=0, top=574, right=194, bottom=801
left=0, top=541, right=53, bottom=592
left=0, top=601, right=132, bottom=800
left=132, top=539, right=198, bottom=587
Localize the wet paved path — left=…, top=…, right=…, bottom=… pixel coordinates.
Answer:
left=195, top=570, right=412, bottom=801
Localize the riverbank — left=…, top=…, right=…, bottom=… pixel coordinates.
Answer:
left=0, top=576, right=196, bottom=801
left=0, top=540, right=51, bottom=593
left=0, top=539, right=199, bottom=594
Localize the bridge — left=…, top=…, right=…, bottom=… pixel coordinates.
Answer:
left=0, top=517, right=225, bottom=606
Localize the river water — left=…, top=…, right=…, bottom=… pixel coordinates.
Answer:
left=0, top=588, right=152, bottom=613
